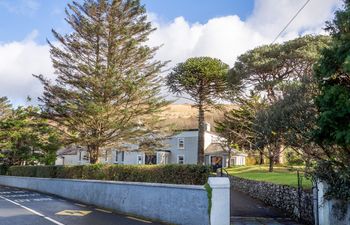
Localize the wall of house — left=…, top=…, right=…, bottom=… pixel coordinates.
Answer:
left=167, top=133, right=198, bottom=164
left=232, top=156, right=246, bottom=166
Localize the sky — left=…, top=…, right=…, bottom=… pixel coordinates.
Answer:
left=0, top=0, right=343, bottom=106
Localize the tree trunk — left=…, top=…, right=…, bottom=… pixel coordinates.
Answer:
left=259, top=150, right=264, bottom=165
left=268, top=150, right=274, bottom=172
left=274, top=143, right=284, bottom=164
left=197, top=104, right=205, bottom=165
left=227, top=149, right=231, bottom=168
left=89, top=145, right=100, bottom=164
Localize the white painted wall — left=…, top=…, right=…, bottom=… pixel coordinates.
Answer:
left=208, top=177, right=230, bottom=225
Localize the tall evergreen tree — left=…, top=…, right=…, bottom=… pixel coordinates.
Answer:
left=35, top=0, right=168, bottom=163
left=0, top=97, right=11, bottom=121
left=166, top=57, right=229, bottom=164
left=312, top=0, right=350, bottom=201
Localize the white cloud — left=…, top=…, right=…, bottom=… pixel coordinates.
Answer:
left=0, top=34, right=54, bottom=106
left=0, top=0, right=342, bottom=105
left=149, top=0, right=342, bottom=68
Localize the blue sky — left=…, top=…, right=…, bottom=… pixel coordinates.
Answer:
left=0, top=0, right=341, bottom=105
left=0, top=0, right=254, bottom=44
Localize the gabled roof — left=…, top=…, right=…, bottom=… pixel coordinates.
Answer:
left=57, top=146, right=84, bottom=156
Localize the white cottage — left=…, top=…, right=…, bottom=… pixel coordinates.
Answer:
left=55, top=123, right=247, bottom=167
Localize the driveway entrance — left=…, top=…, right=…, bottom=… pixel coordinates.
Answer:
left=230, top=188, right=304, bottom=225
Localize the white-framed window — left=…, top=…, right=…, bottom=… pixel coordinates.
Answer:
left=79, top=150, right=82, bottom=161
left=121, top=151, right=125, bottom=162
left=178, top=138, right=185, bottom=149
left=137, top=155, right=143, bottom=164
left=177, top=155, right=184, bottom=164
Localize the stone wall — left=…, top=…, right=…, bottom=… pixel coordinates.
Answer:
left=230, top=176, right=314, bottom=224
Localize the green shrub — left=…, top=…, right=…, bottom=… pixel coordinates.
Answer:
left=7, top=164, right=210, bottom=185
left=0, top=165, right=8, bottom=175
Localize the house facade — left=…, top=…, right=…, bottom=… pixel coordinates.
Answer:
left=55, top=124, right=247, bottom=167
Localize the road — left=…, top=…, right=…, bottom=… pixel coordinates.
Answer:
left=0, top=185, right=165, bottom=225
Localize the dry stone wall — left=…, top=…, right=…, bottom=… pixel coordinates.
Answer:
left=230, top=176, right=314, bottom=224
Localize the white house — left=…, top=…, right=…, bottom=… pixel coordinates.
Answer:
left=55, top=123, right=247, bottom=167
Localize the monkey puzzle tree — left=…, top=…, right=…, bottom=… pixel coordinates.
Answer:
left=36, top=0, right=168, bottom=164
left=166, top=57, right=229, bottom=164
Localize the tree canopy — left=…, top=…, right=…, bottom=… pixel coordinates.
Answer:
left=35, top=0, right=168, bottom=163
left=229, top=35, right=330, bottom=103
left=0, top=106, right=61, bottom=166
left=312, top=0, right=350, bottom=201
left=167, top=57, right=229, bottom=164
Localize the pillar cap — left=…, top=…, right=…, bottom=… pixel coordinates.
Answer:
left=208, top=177, right=230, bottom=189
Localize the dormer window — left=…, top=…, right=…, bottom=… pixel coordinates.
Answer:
left=178, top=138, right=185, bottom=149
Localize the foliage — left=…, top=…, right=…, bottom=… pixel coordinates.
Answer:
left=215, top=93, right=266, bottom=167
left=312, top=0, right=350, bottom=202
left=35, top=0, right=169, bottom=164
left=0, top=97, right=11, bottom=121
left=7, top=164, right=210, bottom=185
left=167, top=57, right=229, bottom=164
left=229, top=35, right=331, bottom=103
left=0, top=106, right=61, bottom=166
left=285, top=149, right=304, bottom=166
left=227, top=35, right=331, bottom=168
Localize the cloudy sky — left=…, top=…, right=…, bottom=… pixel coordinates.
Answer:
left=0, top=0, right=343, bottom=106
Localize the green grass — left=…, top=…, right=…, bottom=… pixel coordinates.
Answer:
left=226, top=165, right=312, bottom=189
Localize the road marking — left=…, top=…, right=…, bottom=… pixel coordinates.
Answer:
left=56, top=210, right=91, bottom=216
left=127, top=216, right=152, bottom=224
left=95, top=208, right=112, bottom=213
left=75, top=203, right=87, bottom=207
left=0, top=195, right=65, bottom=225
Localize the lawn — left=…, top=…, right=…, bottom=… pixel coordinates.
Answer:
left=226, top=165, right=313, bottom=189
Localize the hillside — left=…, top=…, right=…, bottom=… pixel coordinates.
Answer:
left=159, top=104, right=236, bottom=131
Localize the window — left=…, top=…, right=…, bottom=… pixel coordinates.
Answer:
left=115, top=151, right=119, bottom=162
left=178, top=138, right=185, bottom=149
left=79, top=150, right=82, bottom=161
left=105, top=150, right=108, bottom=161
left=177, top=155, right=184, bottom=164
left=137, top=155, right=143, bottom=164
left=121, top=151, right=125, bottom=162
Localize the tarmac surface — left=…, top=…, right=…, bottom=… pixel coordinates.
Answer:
left=230, top=188, right=305, bottom=225
left=0, top=185, right=165, bottom=225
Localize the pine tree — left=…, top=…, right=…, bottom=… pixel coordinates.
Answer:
left=0, top=97, right=11, bottom=120
left=35, top=0, right=168, bottom=163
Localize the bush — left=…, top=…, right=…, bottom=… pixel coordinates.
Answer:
left=7, top=164, right=210, bottom=185
left=0, top=165, right=8, bottom=175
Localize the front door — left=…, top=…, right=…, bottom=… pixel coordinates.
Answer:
left=145, top=154, right=157, bottom=164
left=211, top=156, right=223, bottom=167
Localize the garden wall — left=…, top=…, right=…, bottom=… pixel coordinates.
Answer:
left=230, top=176, right=314, bottom=224
left=0, top=175, right=230, bottom=225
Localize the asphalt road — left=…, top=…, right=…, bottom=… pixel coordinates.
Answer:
left=0, top=185, right=166, bottom=225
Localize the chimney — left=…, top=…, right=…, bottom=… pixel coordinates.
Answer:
left=204, top=122, right=211, bottom=132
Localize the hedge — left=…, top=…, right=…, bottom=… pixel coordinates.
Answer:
left=0, top=165, right=8, bottom=175
left=6, top=164, right=210, bottom=185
